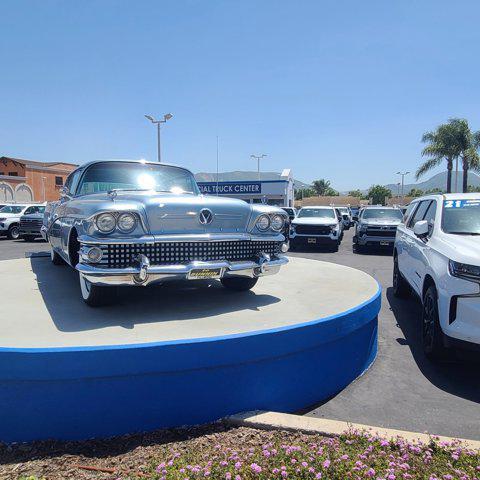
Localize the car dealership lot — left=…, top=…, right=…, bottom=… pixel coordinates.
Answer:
left=0, top=230, right=479, bottom=440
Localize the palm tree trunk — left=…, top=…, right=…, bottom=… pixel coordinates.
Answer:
left=462, top=158, right=469, bottom=193
left=446, top=158, right=453, bottom=193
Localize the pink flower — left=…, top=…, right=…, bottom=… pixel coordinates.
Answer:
left=316, top=474, right=322, bottom=479
left=322, top=459, right=331, bottom=469
left=281, top=471, right=288, bottom=478
left=340, top=454, right=349, bottom=461
left=225, top=474, right=232, bottom=480
left=235, top=462, right=242, bottom=470
left=366, top=468, right=375, bottom=477
left=250, top=463, right=262, bottom=473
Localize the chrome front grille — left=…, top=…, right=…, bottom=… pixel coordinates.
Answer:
left=98, top=240, right=282, bottom=268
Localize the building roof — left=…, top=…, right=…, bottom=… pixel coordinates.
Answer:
left=0, top=156, right=78, bottom=168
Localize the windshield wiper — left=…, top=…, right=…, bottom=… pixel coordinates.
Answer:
left=448, top=231, right=480, bottom=235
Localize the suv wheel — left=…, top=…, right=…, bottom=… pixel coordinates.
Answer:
left=393, top=256, right=410, bottom=298
left=7, top=224, right=20, bottom=240
left=422, top=285, right=447, bottom=360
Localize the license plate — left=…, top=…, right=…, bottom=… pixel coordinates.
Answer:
left=307, top=238, right=317, bottom=244
left=188, top=268, right=223, bottom=280
left=380, top=241, right=391, bottom=246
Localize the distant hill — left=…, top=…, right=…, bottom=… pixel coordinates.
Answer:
left=195, top=171, right=310, bottom=190
left=384, top=171, right=480, bottom=194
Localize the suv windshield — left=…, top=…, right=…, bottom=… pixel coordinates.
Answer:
left=362, top=209, right=403, bottom=220
left=442, top=199, right=480, bottom=235
left=298, top=208, right=336, bottom=219
left=77, top=162, right=199, bottom=196
left=0, top=205, right=26, bottom=214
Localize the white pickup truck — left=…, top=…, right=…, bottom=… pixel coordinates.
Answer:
left=393, top=193, right=480, bottom=359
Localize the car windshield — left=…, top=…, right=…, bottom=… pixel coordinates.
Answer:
left=25, top=206, right=45, bottom=214
left=298, top=208, right=336, bottom=219
left=362, top=209, right=403, bottom=220
left=0, top=205, right=26, bottom=214
left=442, top=199, right=480, bottom=235
left=338, top=207, right=349, bottom=213
left=77, top=162, right=200, bottom=196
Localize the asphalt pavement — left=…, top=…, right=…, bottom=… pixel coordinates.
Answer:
left=0, top=230, right=479, bottom=440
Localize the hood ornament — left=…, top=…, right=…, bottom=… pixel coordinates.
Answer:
left=199, top=208, right=213, bottom=225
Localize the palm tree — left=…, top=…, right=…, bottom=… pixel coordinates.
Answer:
left=448, top=119, right=480, bottom=193
left=416, top=122, right=460, bottom=193
left=312, top=179, right=331, bottom=196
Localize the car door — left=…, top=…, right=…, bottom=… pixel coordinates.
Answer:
left=404, top=200, right=432, bottom=294
left=396, top=201, right=418, bottom=280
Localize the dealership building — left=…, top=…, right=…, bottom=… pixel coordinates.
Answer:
left=196, top=169, right=295, bottom=207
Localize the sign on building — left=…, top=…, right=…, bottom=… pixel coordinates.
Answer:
left=198, top=182, right=262, bottom=195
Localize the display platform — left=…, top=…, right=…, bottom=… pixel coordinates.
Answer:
left=0, top=256, right=380, bottom=442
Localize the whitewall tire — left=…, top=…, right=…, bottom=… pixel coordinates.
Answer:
left=79, top=273, right=117, bottom=307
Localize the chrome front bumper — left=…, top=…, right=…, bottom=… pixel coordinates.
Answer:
left=76, top=256, right=288, bottom=286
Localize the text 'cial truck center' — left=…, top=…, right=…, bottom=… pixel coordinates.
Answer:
left=196, top=169, right=295, bottom=207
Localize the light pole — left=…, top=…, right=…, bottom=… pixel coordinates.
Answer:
left=250, top=154, right=267, bottom=181
left=396, top=171, right=410, bottom=203
left=145, top=113, right=173, bottom=162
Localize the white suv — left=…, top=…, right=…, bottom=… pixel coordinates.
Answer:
left=393, top=193, right=480, bottom=359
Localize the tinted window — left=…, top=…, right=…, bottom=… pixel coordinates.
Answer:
left=407, top=201, right=431, bottom=228
left=0, top=205, right=26, bottom=214
left=423, top=201, right=437, bottom=236
left=402, top=202, right=417, bottom=223
left=298, top=208, right=336, bottom=219
left=77, top=162, right=199, bottom=196
left=442, top=199, right=480, bottom=235
left=362, top=209, right=403, bottom=220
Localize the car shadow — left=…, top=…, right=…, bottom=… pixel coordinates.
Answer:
left=386, top=286, right=480, bottom=403
left=30, top=257, right=281, bottom=333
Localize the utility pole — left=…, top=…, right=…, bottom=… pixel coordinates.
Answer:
left=144, top=113, right=173, bottom=162
left=250, top=154, right=267, bottom=181
left=396, top=171, right=410, bottom=204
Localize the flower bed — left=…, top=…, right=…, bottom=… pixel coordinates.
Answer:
left=5, top=425, right=479, bottom=480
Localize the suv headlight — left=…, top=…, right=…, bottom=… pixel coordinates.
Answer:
left=449, top=260, right=480, bottom=281
left=117, top=212, right=137, bottom=233
left=270, top=214, right=285, bottom=232
left=256, top=214, right=270, bottom=231
left=95, top=213, right=116, bottom=233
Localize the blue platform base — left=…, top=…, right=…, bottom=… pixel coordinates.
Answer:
left=0, top=289, right=380, bottom=443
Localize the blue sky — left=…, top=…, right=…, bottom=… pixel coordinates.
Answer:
left=1, top=0, right=479, bottom=191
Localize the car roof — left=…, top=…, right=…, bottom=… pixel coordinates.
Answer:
left=71, top=159, right=191, bottom=174
left=409, top=193, right=480, bottom=202
left=300, top=205, right=334, bottom=209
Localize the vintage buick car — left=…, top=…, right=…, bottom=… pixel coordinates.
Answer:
left=42, top=159, right=289, bottom=306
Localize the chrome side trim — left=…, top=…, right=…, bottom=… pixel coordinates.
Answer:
left=78, top=232, right=285, bottom=245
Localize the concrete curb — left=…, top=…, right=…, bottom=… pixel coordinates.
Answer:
left=226, top=411, right=480, bottom=451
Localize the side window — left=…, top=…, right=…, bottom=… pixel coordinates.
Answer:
left=407, top=201, right=431, bottom=229
left=64, top=169, right=82, bottom=195
left=402, top=202, right=417, bottom=224
left=423, top=201, right=437, bottom=236
left=24, top=207, right=35, bottom=215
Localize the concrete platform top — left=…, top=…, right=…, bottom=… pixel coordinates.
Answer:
left=0, top=256, right=379, bottom=349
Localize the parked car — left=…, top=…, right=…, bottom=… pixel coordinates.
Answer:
left=334, top=208, right=345, bottom=240
left=0, top=204, right=42, bottom=239
left=353, top=206, right=403, bottom=252
left=336, top=206, right=353, bottom=229
left=281, top=207, right=297, bottom=221
left=19, top=205, right=46, bottom=241
left=393, top=193, right=480, bottom=358
left=289, top=206, right=342, bottom=251
left=351, top=206, right=360, bottom=220
left=43, top=159, right=289, bottom=306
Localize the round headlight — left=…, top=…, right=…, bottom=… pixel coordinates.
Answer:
left=96, top=213, right=116, bottom=233
left=256, top=214, right=270, bottom=231
left=117, top=213, right=137, bottom=233
left=271, top=214, right=285, bottom=231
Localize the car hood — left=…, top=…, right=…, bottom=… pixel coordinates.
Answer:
left=0, top=213, right=22, bottom=219
left=437, top=234, right=480, bottom=265
left=79, top=192, right=254, bottom=234
left=292, top=217, right=337, bottom=226
left=21, top=213, right=44, bottom=219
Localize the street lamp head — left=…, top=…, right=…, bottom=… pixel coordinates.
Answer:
left=145, top=115, right=156, bottom=122
left=164, top=113, right=173, bottom=121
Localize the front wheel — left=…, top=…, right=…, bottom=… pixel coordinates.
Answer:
left=221, top=276, right=258, bottom=291
left=79, top=273, right=117, bottom=307
left=7, top=224, right=20, bottom=240
left=422, top=285, right=447, bottom=360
